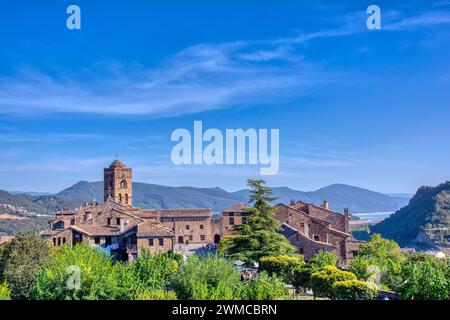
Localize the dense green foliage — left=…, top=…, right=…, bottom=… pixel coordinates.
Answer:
left=170, top=255, right=243, bottom=300
left=34, top=244, right=121, bottom=300
left=226, top=180, right=296, bottom=263
left=371, top=182, right=450, bottom=248
left=332, top=280, right=378, bottom=300
left=350, top=234, right=405, bottom=290
left=135, top=290, right=177, bottom=300
left=242, top=271, right=288, bottom=300
left=118, top=250, right=182, bottom=299
left=259, top=255, right=304, bottom=283
left=397, top=254, right=450, bottom=300
left=309, top=251, right=338, bottom=269
left=291, top=251, right=338, bottom=290
left=310, top=266, right=357, bottom=299
left=0, top=233, right=52, bottom=299
left=0, top=281, right=11, bottom=300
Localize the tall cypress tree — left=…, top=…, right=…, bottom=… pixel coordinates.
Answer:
left=227, top=179, right=296, bottom=263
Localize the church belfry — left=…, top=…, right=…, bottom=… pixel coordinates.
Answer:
left=104, top=159, right=132, bottom=206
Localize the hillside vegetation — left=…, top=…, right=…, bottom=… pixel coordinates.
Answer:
left=371, top=182, right=450, bottom=249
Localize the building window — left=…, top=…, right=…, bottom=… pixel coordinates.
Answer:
left=299, top=247, right=304, bottom=254
left=314, top=235, right=319, bottom=241
left=57, top=237, right=61, bottom=246
left=70, top=219, right=75, bottom=225
left=119, top=194, right=122, bottom=203
left=53, top=238, right=56, bottom=246
left=125, top=194, right=129, bottom=204
left=116, top=218, right=121, bottom=225
left=95, top=237, right=100, bottom=244
left=105, top=237, right=111, bottom=246
left=189, top=235, right=193, bottom=241
left=242, top=217, right=247, bottom=224
left=149, top=239, right=154, bottom=246
left=199, top=224, right=204, bottom=230
left=229, top=212, right=235, bottom=217
left=186, top=225, right=190, bottom=230
left=107, top=218, right=111, bottom=225
left=200, top=235, right=206, bottom=241
left=120, top=180, right=127, bottom=189
left=63, top=238, right=66, bottom=244
left=229, top=217, right=235, bottom=225
left=158, top=238, right=164, bottom=246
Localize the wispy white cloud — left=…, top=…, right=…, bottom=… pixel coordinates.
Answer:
left=0, top=41, right=327, bottom=117
left=0, top=9, right=449, bottom=117
left=0, top=157, right=112, bottom=172
left=384, top=10, right=450, bottom=30
left=0, top=132, right=104, bottom=143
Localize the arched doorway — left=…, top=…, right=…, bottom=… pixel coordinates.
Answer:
left=178, top=236, right=184, bottom=244
left=214, top=234, right=221, bottom=244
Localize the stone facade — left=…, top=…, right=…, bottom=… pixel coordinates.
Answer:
left=104, top=160, right=132, bottom=206
left=275, top=201, right=362, bottom=261
left=42, top=159, right=361, bottom=263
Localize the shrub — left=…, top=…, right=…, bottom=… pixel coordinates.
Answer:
left=170, top=255, right=243, bottom=300
left=243, top=271, right=288, bottom=300
left=310, top=266, right=357, bottom=299
left=0, top=281, right=11, bottom=300
left=259, top=255, right=304, bottom=283
left=0, top=233, right=52, bottom=299
left=310, top=251, right=338, bottom=269
left=135, top=290, right=177, bottom=300
left=332, top=280, right=378, bottom=300
left=34, top=244, right=121, bottom=300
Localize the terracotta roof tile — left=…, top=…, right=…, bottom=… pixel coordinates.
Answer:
left=222, top=203, right=249, bottom=213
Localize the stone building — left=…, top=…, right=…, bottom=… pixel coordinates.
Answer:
left=103, top=160, right=132, bottom=205
left=275, top=200, right=363, bottom=261
left=42, top=159, right=361, bottom=262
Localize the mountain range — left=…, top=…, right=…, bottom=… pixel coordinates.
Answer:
left=4, top=181, right=411, bottom=215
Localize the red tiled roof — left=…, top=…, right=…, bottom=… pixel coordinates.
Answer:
left=222, top=203, right=249, bottom=213
left=155, top=208, right=212, bottom=218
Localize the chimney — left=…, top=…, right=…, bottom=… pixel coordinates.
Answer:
left=322, top=200, right=329, bottom=210
left=344, top=208, right=350, bottom=233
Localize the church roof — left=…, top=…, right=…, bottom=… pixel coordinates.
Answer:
left=109, top=159, right=126, bottom=168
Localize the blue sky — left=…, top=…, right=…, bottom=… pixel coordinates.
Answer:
left=0, top=0, right=449, bottom=193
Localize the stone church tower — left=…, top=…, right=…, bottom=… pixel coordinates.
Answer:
left=103, top=159, right=132, bottom=206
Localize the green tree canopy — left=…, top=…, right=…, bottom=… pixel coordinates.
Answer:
left=34, top=244, right=121, bottom=300
left=226, top=179, right=296, bottom=263
left=0, top=233, right=52, bottom=299
left=397, top=254, right=450, bottom=300
left=350, top=234, right=405, bottom=290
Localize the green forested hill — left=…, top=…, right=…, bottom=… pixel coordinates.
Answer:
left=0, top=190, right=79, bottom=236
left=371, top=181, right=450, bottom=249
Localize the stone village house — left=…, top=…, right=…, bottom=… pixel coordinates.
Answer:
left=42, top=160, right=362, bottom=262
